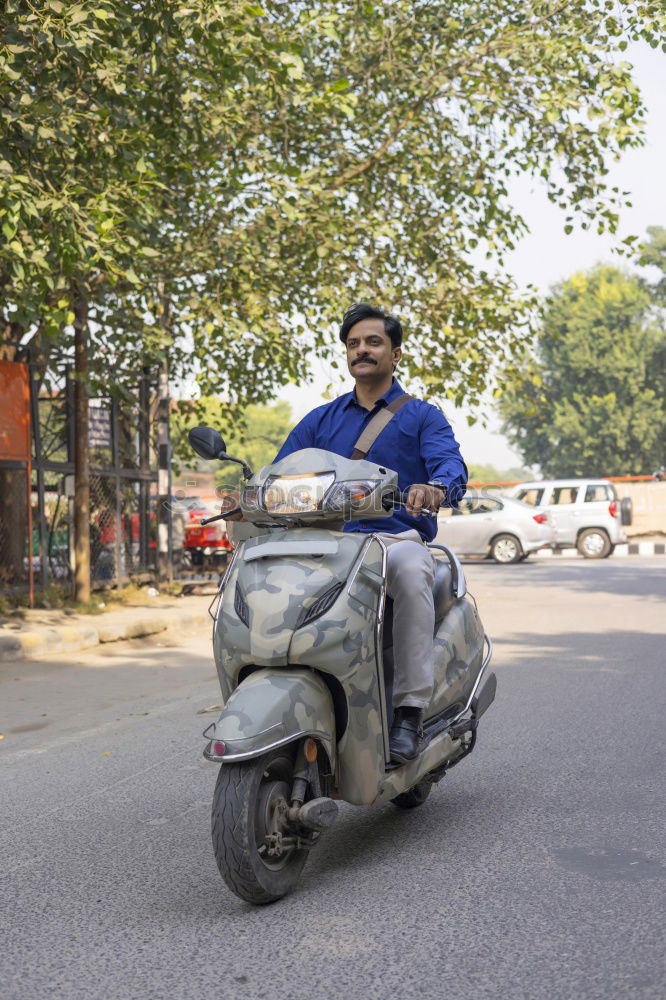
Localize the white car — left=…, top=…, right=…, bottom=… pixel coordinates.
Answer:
left=435, top=492, right=555, bottom=564
left=506, top=479, right=627, bottom=558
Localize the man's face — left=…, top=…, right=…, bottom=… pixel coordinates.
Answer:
left=345, top=318, right=401, bottom=382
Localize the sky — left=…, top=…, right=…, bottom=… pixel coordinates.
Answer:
left=276, top=42, right=666, bottom=469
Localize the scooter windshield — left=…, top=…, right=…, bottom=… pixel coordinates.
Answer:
left=239, top=449, right=399, bottom=524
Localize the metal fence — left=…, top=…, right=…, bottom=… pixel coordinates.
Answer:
left=89, top=473, right=157, bottom=584
left=0, top=361, right=160, bottom=603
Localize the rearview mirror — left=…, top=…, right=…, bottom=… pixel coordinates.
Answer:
left=188, top=426, right=226, bottom=461
left=188, top=425, right=254, bottom=480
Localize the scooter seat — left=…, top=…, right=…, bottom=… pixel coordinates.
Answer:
left=432, top=558, right=455, bottom=623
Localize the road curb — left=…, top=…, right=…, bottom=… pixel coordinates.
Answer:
left=533, top=541, right=665, bottom=558
left=0, top=609, right=209, bottom=663
left=618, top=541, right=666, bottom=556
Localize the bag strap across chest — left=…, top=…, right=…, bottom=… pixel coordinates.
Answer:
left=350, top=392, right=413, bottom=460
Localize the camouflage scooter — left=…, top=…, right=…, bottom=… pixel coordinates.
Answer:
left=190, top=426, right=496, bottom=905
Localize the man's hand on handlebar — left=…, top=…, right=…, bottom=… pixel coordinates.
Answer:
left=405, top=483, right=444, bottom=518
left=219, top=490, right=244, bottom=522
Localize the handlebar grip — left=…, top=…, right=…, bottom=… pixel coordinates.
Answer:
left=395, top=486, right=447, bottom=516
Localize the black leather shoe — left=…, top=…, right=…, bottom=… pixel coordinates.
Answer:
left=389, top=708, right=424, bottom=764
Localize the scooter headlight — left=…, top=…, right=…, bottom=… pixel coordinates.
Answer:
left=322, top=479, right=381, bottom=513
left=261, top=472, right=335, bottom=515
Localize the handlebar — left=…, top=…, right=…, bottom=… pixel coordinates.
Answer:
left=207, top=488, right=447, bottom=524
left=201, top=508, right=240, bottom=525
left=389, top=487, right=447, bottom=518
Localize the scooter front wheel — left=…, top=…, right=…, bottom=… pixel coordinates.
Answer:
left=211, top=747, right=309, bottom=904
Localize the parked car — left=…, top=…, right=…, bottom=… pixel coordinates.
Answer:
left=435, top=491, right=555, bottom=564
left=506, top=479, right=627, bottom=558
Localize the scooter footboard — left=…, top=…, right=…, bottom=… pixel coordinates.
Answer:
left=203, top=667, right=336, bottom=767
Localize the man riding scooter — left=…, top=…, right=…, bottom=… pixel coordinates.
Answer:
left=224, top=303, right=467, bottom=763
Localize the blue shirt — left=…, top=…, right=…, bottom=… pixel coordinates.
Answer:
left=274, top=379, right=467, bottom=542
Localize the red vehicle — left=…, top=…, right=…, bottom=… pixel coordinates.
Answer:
left=181, top=498, right=233, bottom=569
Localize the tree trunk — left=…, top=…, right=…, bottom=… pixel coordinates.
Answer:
left=73, top=291, right=91, bottom=603
left=0, top=466, right=28, bottom=586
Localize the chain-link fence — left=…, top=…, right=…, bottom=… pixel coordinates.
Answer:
left=0, top=360, right=162, bottom=604
left=89, top=474, right=157, bottom=584
left=34, top=482, right=71, bottom=585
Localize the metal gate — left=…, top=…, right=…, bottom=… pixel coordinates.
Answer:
left=0, top=359, right=160, bottom=602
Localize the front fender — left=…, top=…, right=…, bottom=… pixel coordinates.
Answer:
left=204, top=667, right=336, bottom=768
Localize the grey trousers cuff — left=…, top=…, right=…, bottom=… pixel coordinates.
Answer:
left=393, top=697, right=429, bottom=710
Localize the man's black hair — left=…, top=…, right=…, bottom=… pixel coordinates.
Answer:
left=339, top=303, right=403, bottom=348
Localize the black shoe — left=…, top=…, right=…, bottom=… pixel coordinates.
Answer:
left=389, top=708, right=424, bottom=764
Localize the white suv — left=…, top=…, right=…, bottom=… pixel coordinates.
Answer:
left=506, top=479, right=627, bottom=558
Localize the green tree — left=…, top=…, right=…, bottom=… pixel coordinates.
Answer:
left=2, top=1, right=665, bottom=407
left=499, top=265, right=666, bottom=476
left=171, top=398, right=294, bottom=489
left=639, top=226, right=666, bottom=303
left=638, top=226, right=666, bottom=404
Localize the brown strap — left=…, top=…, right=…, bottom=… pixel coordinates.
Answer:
left=350, top=393, right=413, bottom=460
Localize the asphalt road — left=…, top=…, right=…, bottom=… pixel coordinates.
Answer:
left=1, top=558, right=665, bottom=1000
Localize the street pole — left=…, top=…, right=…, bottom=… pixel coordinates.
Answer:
left=156, top=287, right=172, bottom=585
left=73, top=289, right=91, bottom=603
left=139, top=366, right=151, bottom=572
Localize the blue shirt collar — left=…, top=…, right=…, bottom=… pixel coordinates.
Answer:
left=342, top=377, right=405, bottom=411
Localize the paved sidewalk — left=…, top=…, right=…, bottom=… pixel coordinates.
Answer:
left=0, top=590, right=216, bottom=663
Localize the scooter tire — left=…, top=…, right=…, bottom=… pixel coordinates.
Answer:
left=211, top=747, right=309, bottom=905
left=391, top=780, right=432, bottom=809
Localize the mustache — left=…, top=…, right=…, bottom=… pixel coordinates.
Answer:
left=351, top=355, right=377, bottom=366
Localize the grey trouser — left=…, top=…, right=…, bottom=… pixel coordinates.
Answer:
left=383, top=531, right=437, bottom=710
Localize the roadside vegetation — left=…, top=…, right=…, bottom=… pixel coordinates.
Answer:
left=0, top=580, right=185, bottom=617
left=500, top=228, right=666, bottom=477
